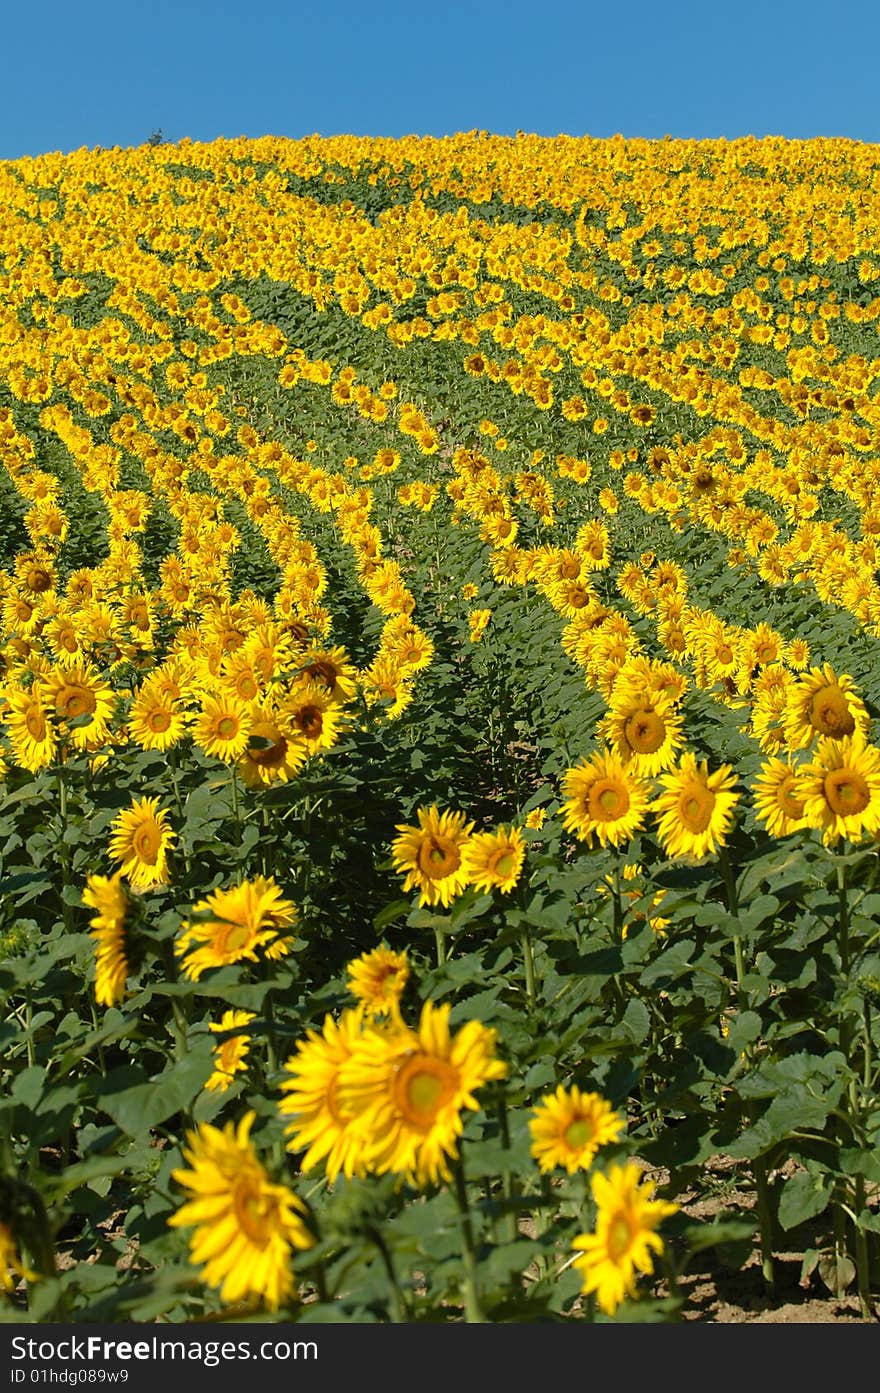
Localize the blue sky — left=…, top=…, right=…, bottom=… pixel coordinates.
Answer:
left=2, top=0, right=878, bottom=160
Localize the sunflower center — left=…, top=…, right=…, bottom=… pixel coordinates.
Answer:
left=678, top=782, right=714, bottom=833
left=215, top=922, right=254, bottom=955
left=237, top=673, right=259, bottom=701
left=307, top=660, right=337, bottom=688
left=232, top=1174, right=277, bottom=1247
left=249, top=723, right=286, bottom=767
left=28, top=568, right=52, bottom=593
left=133, top=822, right=162, bottom=863
left=490, top=849, right=516, bottom=878
left=777, top=774, right=805, bottom=820
left=564, top=1117, right=595, bottom=1150
left=418, top=836, right=460, bottom=879
left=824, top=768, right=870, bottom=817
left=297, top=707, right=323, bottom=738
left=217, top=716, right=239, bottom=739
left=607, top=1211, right=635, bottom=1261
left=394, top=1054, right=458, bottom=1129
left=810, top=685, right=855, bottom=737
left=57, top=685, right=96, bottom=720
left=148, top=709, right=172, bottom=733
left=588, top=778, right=630, bottom=821
left=624, top=708, right=666, bottom=754
left=560, top=559, right=581, bottom=580
left=25, top=705, right=46, bottom=741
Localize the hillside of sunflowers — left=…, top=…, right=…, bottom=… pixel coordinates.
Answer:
left=2, top=130, right=880, bottom=1324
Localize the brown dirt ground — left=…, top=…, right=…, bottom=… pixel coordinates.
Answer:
left=655, top=1156, right=875, bottom=1323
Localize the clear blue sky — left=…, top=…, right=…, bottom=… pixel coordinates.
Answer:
left=2, top=0, right=878, bottom=160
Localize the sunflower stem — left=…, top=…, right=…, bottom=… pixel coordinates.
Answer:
left=496, top=1095, right=518, bottom=1244
left=521, top=925, right=536, bottom=1011
left=56, top=761, right=74, bottom=933
left=365, top=1223, right=409, bottom=1323
left=229, top=764, right=241, bottom=844
left=89, top=997, right=107, bottom=1076
left=453, top=1154, right=487, bottom=1323
left=434, top=924, right=447, bottom=968
left=853, top=1174, right=874, bottom=1319
left=161, top=942, right=189, bottom=1060
left=719, top=845, right=774, bottom=1290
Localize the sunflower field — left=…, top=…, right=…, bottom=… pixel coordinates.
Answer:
left=2, top=132, right=880, bottom=1325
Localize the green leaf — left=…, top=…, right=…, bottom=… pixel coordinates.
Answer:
left=777, top=1169, right=832, bottom=1231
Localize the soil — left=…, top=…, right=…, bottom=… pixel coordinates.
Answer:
left=657, top=1156, right=876, bottom=1323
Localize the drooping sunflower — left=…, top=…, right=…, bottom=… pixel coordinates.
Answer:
left=347, top=947, right=410, bottom=1019
left=752, top=756, right=809, bottom=838
left=108, top=796, right=175, bottom=891
left=4, top=683, right=55, bottom=772
left=168, top=1112, right=314, bottom=1310
left=205, top=1011, right=257, bottom=1092
left=560, top=749, right=652, bottom=849
left=176, top=875, right=297, bottom=980
left=785, top=663, right=870, bottom=750
left=796, top=735, right=880, bottom=845
left=461, top=824, right=526, bottom=894
left=571, top=1161, right=679, bottom=1316
left=192, top=692, right=252, bottom=762
left=652, top=753, right=739, bottom=860
left=390, top=805, right=474, bottom=908
left=600, top=692, right=684, bottom=776
left=82, top=871, right=129, bottom=1007
left=337, top=1000, right=507, bottom=1187
left=529, top=1086, right=625, bottom=1174
left=278, top=1009, right=372, bottom=1183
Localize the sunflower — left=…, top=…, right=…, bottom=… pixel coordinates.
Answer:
left=82, top=871, right=129, bottom=1006
left=571, top=1161, right=678, bottom=1315
left=168, top=1112, right=313, bottom=1309
left=560, top=749, right=651, bottom=849
left=796, top=735, right=880, bottom=845
left=467, top=608, right=492, bottom=643
left=785, top=663, right=870, bottom=750
left=108, top=796, right=174, bottom=890
left=176, top=875, right=297, bottom=980
left=529, top=1086, right=625, bottom=1174
left=390, top=805, right=474, bottom=907
left=752, top=757, right=809, bottom=838
left=4, top=683, right=55, bottom=772
left=347, top=947, right=409, bottom=1018
left=281, top=680, right=345, bottom=755
left=0, top=1221, right=37, bottom=1294
left=193, top=692, right=252, bottom=762
left=600, top=692, right=683, bottom=776
left=237, top=706, right=308, bottom=788
left=128, top=681, right=188, bottom=753
left=461, top=824, right=526, bottom=893
left=298, top=645, right=358, bottom=703
left=278, top=1009, right=372, bottom=1183
left=652, top=753, right=739, bottom=860
left=337, top=1000, right=506, bottom=1186
left=361, top=654, right=414, bottom=720
left=205, top=1011, right=257, bottom=1092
